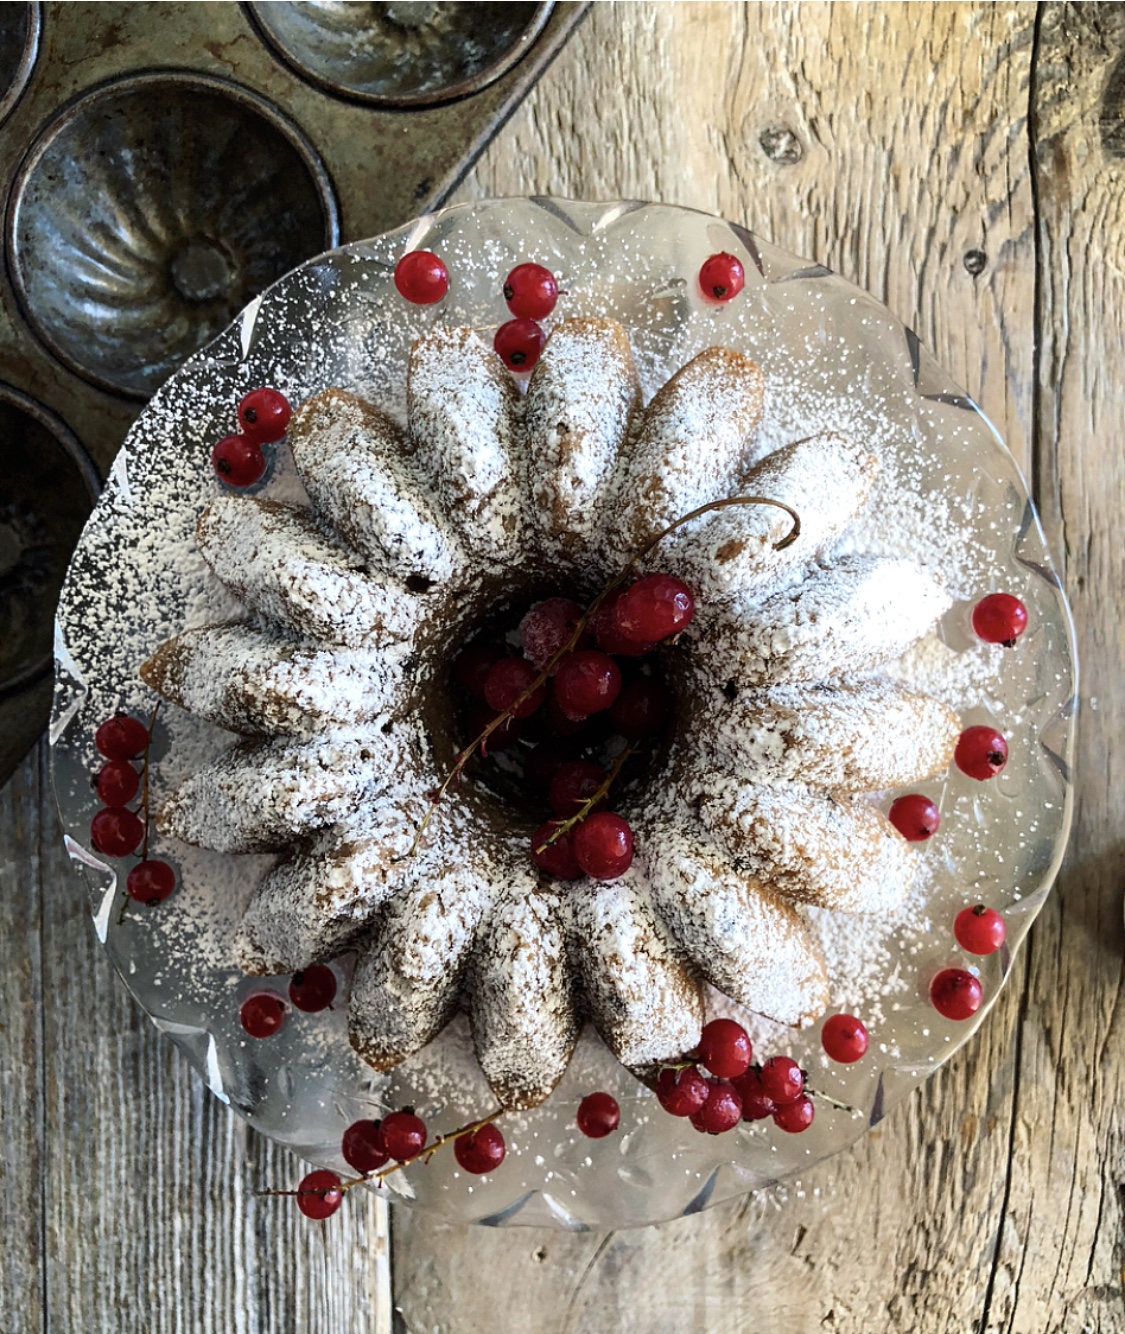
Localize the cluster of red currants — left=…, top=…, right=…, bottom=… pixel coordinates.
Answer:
left=886, top=591, right=1028, bottom=843
left=652, top=1016, right=865, bottom=1138
left=929, top=904, right=1007, bottom=1021
left=89, top=714, right=175, bottom=904
left=239, top=963, right=338, bottom=1039
left=294, top=1109, right=507, bottom=1219
left=393, top=251, right=561, bottom=372
left=211, top=388, right=293, bottom=489
left=453, top=573, right=695, bottom=881
left=393, top=249, right=751, bottom=376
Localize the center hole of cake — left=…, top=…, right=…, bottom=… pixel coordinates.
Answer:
left=447, top=591, right=676, bottom=826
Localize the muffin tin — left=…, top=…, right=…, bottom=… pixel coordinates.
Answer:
left=0, top=0, right=586, bottom=780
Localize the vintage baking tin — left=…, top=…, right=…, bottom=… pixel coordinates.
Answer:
left=0, top=0, right=587, bottom=779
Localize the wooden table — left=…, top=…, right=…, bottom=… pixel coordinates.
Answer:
left=3, top=4, right=1122, bottom=1330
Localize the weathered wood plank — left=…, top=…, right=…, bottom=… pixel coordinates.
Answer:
left=981, top=5, right=1125, bottom=1331
left=7, top=740, right=390, bottom=1334
left=0, top=750, right=46, bottom=1334
left=393, top=3, right=1056, bottom=1330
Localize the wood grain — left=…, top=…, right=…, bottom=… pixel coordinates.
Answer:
left=992, top=5, right=1125, bottom=1329
left=0, top=749, right=391, bottom=1334
left=392, top=5, right=1120, bottom=1332
left=0, top=744, right=45, bottom=1334
left=3, top=3, right=1123, bottom=1332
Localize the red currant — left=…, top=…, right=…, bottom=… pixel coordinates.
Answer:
left=888, top=793, right=940, bottom=841
left=759, top=1056, right=805, bottom=1106
left=699, top=252, right=746, bottom=303
left=607, top=678, right=671, bottom=740
left=773, top=1094, right=815, bottom=1134
left=955, top=726, right=1008, bottom=780
left=697, top=1018, right=753, bottom=1079
left=519, top=597, right=585, bottom=669
left=689, top=1079, right=743, bottom=1134
left=240, top=992, right=287, bottom=1038
left=95, top=759, right=139, bottom=807
left=493, top=318, right=545, bottom=372
left=954, top=905, right=1007, bottom=955
left=296, top=1169, right=343, bottom=1220
left=126, top=859, right=176, bottom=904
left=341, top=1119, right=389, bottom=1174
left=393, top=250, right=449, bottom=305
left=90, top=807, right=144, bottom=857
left=655, top=1065, right=710, bottom=1117
left=821, top=1014, right=869, bottom=1064
left=548, top=760, right=606, bottom=818
left=972, top=593, right=1028, bottom=646
left=573, top=812, right=634, bottom=880
left=930, top=968, right=984, bottom=1020
left=525, top=738, right=580, bottom=791
left=553, top=650, right=622, bottom=719
left=731, top=1067, right=776, bottom=1121
left=453, top=643, right=503, bottom=698
left=380, top=1110, right=427, bottom=1161
left=454, top=1123, right=507, bottom=1174
left=543, top=692, right=590, bottom=734
left=614, top=573, right=695, bottom=643
left=531, top=822, right=583, bottom=881
left=95, top=714, right=149, bottom=760
left=237, top=388, right=291, bottom=443
left=212, top=434, right=266, bottom=488
left=589, top=592, right=656, bottom=656
left=503, top=263, right=560, bottom=320
left=576, top=1091, right=620, bottom=1138
left=483, top=657, right=545, bottom=719
left=288, top=965, right=337, bottom=1012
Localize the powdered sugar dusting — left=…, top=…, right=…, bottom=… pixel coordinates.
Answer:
left=49, top=202, right=1074, bottom=1226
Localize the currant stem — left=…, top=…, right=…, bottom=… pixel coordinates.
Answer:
left=628, top=493, right=802, bottom=567
left=805, top=1087, right=858, bottom=1114
left=536, top=742, right=638, bottom=852
left=256, top=1107, right=507, bottom=1202
left=370, top=1108, right=505, bottom=1182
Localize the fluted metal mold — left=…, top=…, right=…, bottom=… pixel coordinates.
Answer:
left=0, top=385, right=98, bottom=695
left=0, top=3, right=39, bottom=128
left=7, top=71, right=339, bottom=399
left=247, top=0, right=553, bottom=107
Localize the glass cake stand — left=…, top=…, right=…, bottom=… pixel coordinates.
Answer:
left=50, top=199, right=1077, bottom=1229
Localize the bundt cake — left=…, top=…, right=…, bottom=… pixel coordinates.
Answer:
left=140, top=317, right=960, bottom=1112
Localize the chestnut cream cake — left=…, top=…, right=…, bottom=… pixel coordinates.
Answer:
left=140, top=316, right=960, bottom=1112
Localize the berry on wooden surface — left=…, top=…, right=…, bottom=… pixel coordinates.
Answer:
left=296, top=1169, right=343, bottom=1220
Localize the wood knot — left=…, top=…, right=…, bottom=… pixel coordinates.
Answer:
left=758, top=126, right=805, bottom=165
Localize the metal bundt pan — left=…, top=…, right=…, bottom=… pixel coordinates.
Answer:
left=0, top=0, right=589, bottom=781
